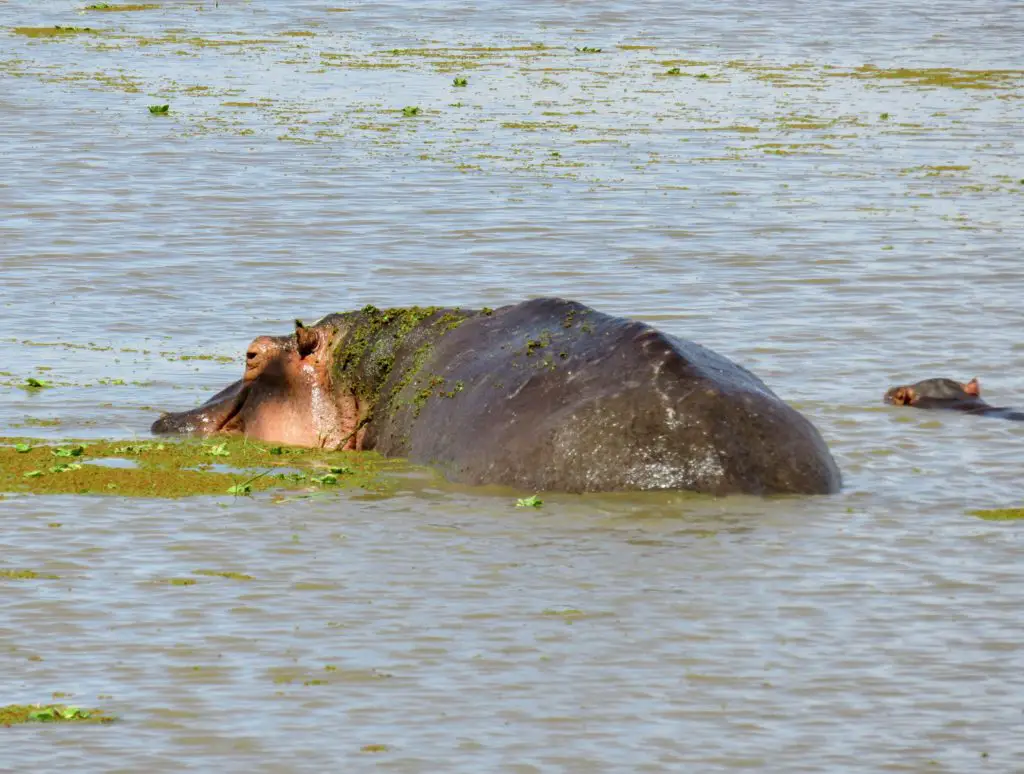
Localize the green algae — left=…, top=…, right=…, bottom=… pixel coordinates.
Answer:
left=0, top=437, right=393, bottom=498
left=969, top=508, right=1024, bottom=521
left=193, top=570, right=253, bottom=581
left=13, top=26, right=98, bottom=38
left=0, top=703, right=115, bottom=725
left=827, top=64, right=1023, bottom=90
left=0, top=569, right=60, bottom=580
left=84, top=3, right=160, bottom=10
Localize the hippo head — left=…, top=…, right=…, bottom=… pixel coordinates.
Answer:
left=884, top=377, right=980, bottom=406
left=152, top=319, right=365, bottom=449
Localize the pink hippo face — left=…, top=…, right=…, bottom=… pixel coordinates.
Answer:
left=152, top=320, right=365, bottom=450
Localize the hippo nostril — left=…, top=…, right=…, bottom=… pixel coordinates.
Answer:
left=247, top=351, right=258, bottom=361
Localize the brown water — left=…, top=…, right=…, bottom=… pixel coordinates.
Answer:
left=2, top=1, right=1024, bottom=770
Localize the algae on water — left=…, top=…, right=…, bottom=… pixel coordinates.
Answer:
left=969, top=508, right=1024, bottom=521
left=0, top=703, right=115, bottom=725
left=0, top=437, right=395, bottom=498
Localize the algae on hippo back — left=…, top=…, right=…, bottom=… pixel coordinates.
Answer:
left=152, top=298, right=841, bottom=496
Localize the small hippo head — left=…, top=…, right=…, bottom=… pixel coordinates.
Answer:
left=152, top=319, right=364, bottom=449
left=884, top=377, right=980, bottom=407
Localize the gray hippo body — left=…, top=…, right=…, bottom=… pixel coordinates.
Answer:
left=153, top=298, right=841, bottom=496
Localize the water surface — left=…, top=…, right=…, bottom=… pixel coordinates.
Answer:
left=2, top=1, right=1023, bottom=771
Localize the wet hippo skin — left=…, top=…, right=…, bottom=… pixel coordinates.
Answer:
left=153, top=298, right=842, bottom=496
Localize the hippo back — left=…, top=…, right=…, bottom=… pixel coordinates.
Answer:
left=365, top=298, right=840, bottom=495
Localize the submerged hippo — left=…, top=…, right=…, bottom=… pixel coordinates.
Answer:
left=153, top=298, right=841, bottom=495
left=885, top=377, right=1024, bottom=421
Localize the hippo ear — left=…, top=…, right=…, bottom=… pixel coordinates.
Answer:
left=295, top=320, right=320, bottom=358
left=890, top=387, right=915, bottom=406
left=963, top=378, right=980, bottom=396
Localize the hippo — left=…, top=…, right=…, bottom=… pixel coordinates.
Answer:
left=153, top=298, right=841, bottom=496
left=885, top=377, right=1024, bottom=421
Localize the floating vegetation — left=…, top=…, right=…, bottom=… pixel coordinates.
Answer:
left=0, top=704, right=115, bottom=725
left=18, top=417, right=62, bottom=427
left=226, top=468, right=273, bottom=495
left=0, top=437, right=395, bottom=498
left=827, top=64, right=1024, bottom=90
left=0, top=569, right=60, bottom=580
left=23, top=377, right=50, bottom=390
left=900, top=164, right=971, bottom=175
left=53, top=445, right=85, bottom=458
left=13, top=26, right=97, bottom=38
left=969, top=508, right=1024, bottom=521
left=193, top=570, right=253, bottom=581
left=542, top=608, right=584, bottom=617
left=49, top=463, right=83, bottom=473
left=148, top=104, right=169, bottom=114
left=84, top=3, right=160, bottom=10
left=516, top=494, right=543, bottom=508
left=3, top=14, right=1020, bottom=191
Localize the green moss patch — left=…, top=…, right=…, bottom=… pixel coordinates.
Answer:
left=329, top=304, right=473, bottom=411
left=969, top=508, right=1024, bottom=521
left=1, top=703, right=115, bottom=725
left=0, top=437, right=394, bottom=498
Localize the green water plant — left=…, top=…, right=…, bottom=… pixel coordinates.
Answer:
left=0, top=703, right=115, bottom=725
left=452, top=76, right=468, bottom=87
left=227, top=469, right=273, bottom=496
left=52, top=445, right=85, bottom=457
left=516, top=494, right=543, bottom=508
left=148, top=104, right=170, bottom=114
left=969, top=508, right=1024, bottom=521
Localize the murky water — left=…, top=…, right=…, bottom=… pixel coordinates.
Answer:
left=2, top=0, right=1024, bottom=770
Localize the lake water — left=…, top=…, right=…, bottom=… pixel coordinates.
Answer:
left=2, top=0, right=1023, bottom=770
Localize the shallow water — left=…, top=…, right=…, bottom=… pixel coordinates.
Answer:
left=2, top=1, right=1023, bottom=770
